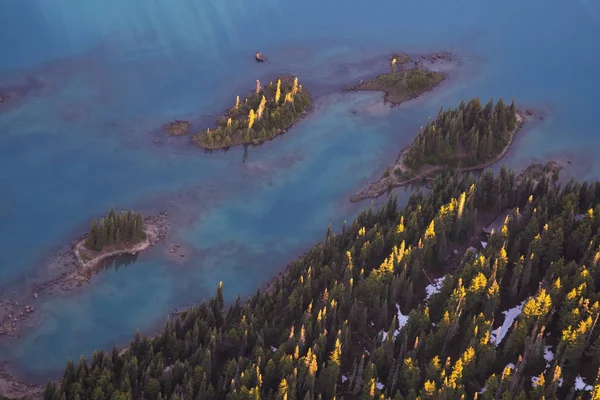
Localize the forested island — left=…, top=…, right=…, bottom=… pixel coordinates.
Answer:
left=350, top=54, right=445, bottom=106
left=74, top=208, right=161, bottom=272
left=191, top=76, right=311, bottom=150
left=352, top=98, right=524, bottom=202
left=38, top=166, right=600, bottom=400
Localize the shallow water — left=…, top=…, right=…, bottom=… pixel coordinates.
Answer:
left=0, top=0, right=599, bottom=383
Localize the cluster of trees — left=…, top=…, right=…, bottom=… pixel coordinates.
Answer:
left=85, top=208, right=145, bottom=252
left=193, top=76, right=311, bottom=149
left=47, top=168, right=600, bottom=400
left=404, top=98, right=519, bottom=169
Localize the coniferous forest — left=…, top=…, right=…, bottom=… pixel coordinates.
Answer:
left=45, top=169, right=600, bottom=399
left=404, top=98, right=518, bottom=170
left=85, top=209, right=145, bottom=252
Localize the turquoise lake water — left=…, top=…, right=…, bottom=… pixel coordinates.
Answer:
left=0, top=0, right=599, bottom=383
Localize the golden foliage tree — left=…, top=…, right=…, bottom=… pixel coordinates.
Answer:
left=275, top=79, right=281, bottom=103
left=248, top=109, right=256, bottom=130
left=257, top=95, right=267, bottom=120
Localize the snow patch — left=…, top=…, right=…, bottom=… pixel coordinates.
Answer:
left=481, top=241, right=488, bottom=249
left=575, top=376, right=593, bottom=391
left=271, top=346, right=278, bottom=352
left=425, top=275, right=449, bottom=301
left=379, top=330, right=388, bottom=342
left=478, top=387, right=487, bottom=394
left=531, top=376, right=542, bottom=386
left=490, top=301, right=525, bottom=346
left=376, top=381, right=384, bottom=390
left=394, top=304, right=409, bottom=337
left=341, top=375, right=348, bottom=383
left=506, top=363, right=515, bottom=370
left=543, top=346, right=554, bottom=368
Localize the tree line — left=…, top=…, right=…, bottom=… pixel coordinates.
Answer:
left=44, top=168, right=600, bottom=400
left=404, top=98, right=518, bottom=170
left=85, top=208, right=145, bottom=252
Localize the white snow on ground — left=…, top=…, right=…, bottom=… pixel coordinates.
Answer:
left=425, top=275, right=449, bottom=301
left=376, top=382, right=384, bottom=390
left=341, top=375, right=348, bottom=383
left=379, top=330, right=388, bottom=342
left=575, top=376, right=594, bottom=391
left=506, top=363, right=516, bottom=370
left=531, top=376, right=540, bottom=386
left=558, top=378, right=563, bottom=387
left=394, top=304, right=409, bottom=337
left=490, top=301, right=525, bottom=346
left=271, top=346, right=278, bottom=352
left=478, top=387, right=487, bottom=394
left=481, top=241, right=488, bottom=249
left=543, top=346, right=554, bottom=368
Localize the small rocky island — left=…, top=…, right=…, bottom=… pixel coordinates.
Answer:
left=192, top=76, right=312, bottom=149
left=163, top=120, right=191, bottom=136
left=74, top=208, right=162, bottom=272
left=349, top=53, right=446, bottom=105
left=351, top=97, right=525, bottom=201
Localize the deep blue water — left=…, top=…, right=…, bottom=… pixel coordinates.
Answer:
left=0, top=0, right=599, bottom=383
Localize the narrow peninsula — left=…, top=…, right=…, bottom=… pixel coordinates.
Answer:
left=0, top=210, right=167, bottom=340
left=351, top=97, right=525, bottom=202
left=350, top=53, right=446, bottom=105
left=193, top=76, right=312, bottom=149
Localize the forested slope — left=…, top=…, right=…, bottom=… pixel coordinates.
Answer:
left=46, top=168, right=600, bottom=400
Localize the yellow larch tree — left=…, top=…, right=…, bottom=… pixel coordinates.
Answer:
left=278, top=379, right=288, bottom=400
left=275, top=79, right=281, bottom=103
left=257, top=95, right=267, bottom=120
left=425, top=220, right=435, bottom=240
left=447, top=358, right=463, bottom=389
left=457, top=192, right=466, bottom=218
left=592, top=383, right=600, bottom=400
left=235, top=95, right=240, bottom=110
left=423, top=380, right=436, bottom=396
left=291, top=77, right=299, bottom=95
left=248, top=109, right=256, bottom=130
left=256, top=80, right=261, bottom=94
left=468, top=272, right=488, bottom=295
left=329, top=338, right=342, bottom=365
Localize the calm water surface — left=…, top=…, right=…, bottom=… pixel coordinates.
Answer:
left=0, top=0, right=599, bottom=383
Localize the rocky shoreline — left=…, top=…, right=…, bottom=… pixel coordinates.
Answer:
left=0, top=212, right=168, bottom=340
left=0, top=369, right=45, bottom=400
left=350, top=110, right=533, bottom=202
